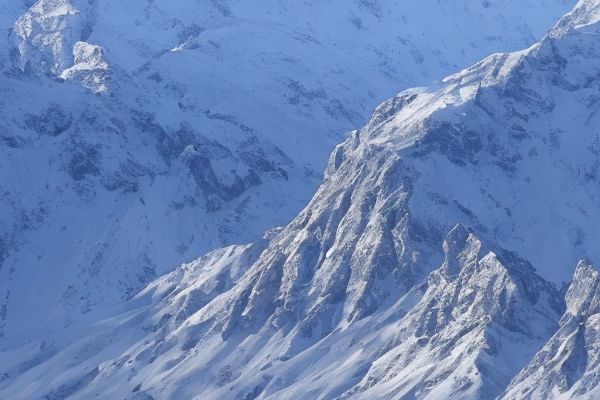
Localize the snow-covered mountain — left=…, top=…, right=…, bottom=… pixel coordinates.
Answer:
left=0, top=0, right=576, bottom=344
left=0, top=226, right=566, bottom=400
left=3, top=0, right=600, bottom=398
left=502, top=261, right=600, bottom=399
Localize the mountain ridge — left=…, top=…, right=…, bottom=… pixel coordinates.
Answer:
left=0, top=0, right=575, bottom=344
left=5, top=0, right=600, bottom=399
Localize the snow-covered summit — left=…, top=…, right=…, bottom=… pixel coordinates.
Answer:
left=554, top=0, right=600, bottom=33
left=501, top=260, right=600, bottom=399
left=58, top=41, right=110, bottom=93
left=341, top=224, right=561, bottom=399
left=11, top=0, right=95, bottom=75
left=350, top=2, right=600, bottom=283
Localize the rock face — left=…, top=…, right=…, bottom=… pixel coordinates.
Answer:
left=501, top=261, right=600, bottom=399
left=3, top=1, right=600, bottom=399
left=0, top=226, right=565, bottom=400
left=11, top=0, right=95, bottom=75
left=0, top=0, right=575, bottom=343
left=340, top=225, right=562, bottom=400
left=59, top=41, right=110, bottom=93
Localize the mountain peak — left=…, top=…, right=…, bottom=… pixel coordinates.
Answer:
left=442, top=223, right=481, bottom=276
left=11, top=0, right=93, bottom=75
left=565, top=260, right=600, bottom=318
left=344, top=226, right=560, bottom=400
left=501, top=261, right=600, bottom=399
left=553, top=0, right=600, bottom=34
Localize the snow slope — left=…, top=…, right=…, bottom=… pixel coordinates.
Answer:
left=3, top=0, right=600, bottom=398
left=0, top=0, right=575, bottom=344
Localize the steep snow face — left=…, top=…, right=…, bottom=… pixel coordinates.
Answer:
left=501, top=261, right=600, bottom=400
left=341, top=225, right=561, bottom=400
left=0, top=0, right=576, bottom=343
left=0, top=237, right=272, bottom=400
left=0, top=227, right=562, bottom=400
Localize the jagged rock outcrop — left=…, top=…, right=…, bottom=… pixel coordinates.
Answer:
left=0, top=225, right=567, bottom=400
left=341, top=224, right=561, bottom=399
left=11, top=0, right=95, bottom=75
left=502, top=261, right=600, bottom=399
left=59, top=41, right=110, bottom=93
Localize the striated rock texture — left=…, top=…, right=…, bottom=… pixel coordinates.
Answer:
left=340, top=225, right=561, bottom=400
left=501, top=261, right=600, bottom=399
